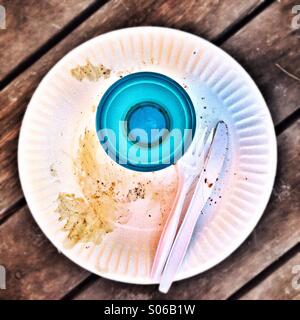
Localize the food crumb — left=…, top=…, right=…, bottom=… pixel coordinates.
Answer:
left=50, top=164, right=57, bottom=177
left=70, top=60, right=111, bottom=82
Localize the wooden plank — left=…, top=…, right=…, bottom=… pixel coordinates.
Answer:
left=222, top=0, right=300, bottom=125
left=0, top=0, right=265, bottom=299
left=0, top=0, right=96, bottom=82
left=73, top=120, right=300, bottom=299
left=1, top=0, right=299, bottom=300
left=0, top=0, right=264, bottom=217
left=240, top=250, right=300, bottom=300
left=0, top=206, right=89, bottom=300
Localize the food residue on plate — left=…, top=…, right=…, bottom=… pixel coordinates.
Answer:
left=55, top=129, right=177, bottom=246
left=49, top=163, right=58, bottom=177
left=70, top=60, right=111, bottom=82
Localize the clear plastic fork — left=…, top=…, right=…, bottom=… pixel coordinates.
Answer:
left=151, top=126, right=213, bottom=281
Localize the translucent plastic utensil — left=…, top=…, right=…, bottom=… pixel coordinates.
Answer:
left=151, top=126, right=213, bottom=281
left=159, top=121, right=229, bottom=293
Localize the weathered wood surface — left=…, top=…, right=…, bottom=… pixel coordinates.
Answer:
left=222, top=0, right=300, bottom=125
left=0, top=0, right=264, bottom=218
left=0, top=0, right=268, bottom=299
left=71, top=120, right=299, bottom=299
left=0, top=206, right=89, bottom=300
left=0, top=0, right=96, bottom=82
left=0, top=0, right=299, bottom=300
left=240, top=250, right=300, bottom=300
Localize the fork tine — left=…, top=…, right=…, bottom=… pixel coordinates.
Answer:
left=189, top=126, right=207, bottom=156
left=191, top=127, right=207, bottom=168
left=196, top=127, right=208, bottom=157
left=201, top=126, right=214, bottom=160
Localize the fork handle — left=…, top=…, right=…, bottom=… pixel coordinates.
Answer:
left=151, top=176, right=193, bottom=281
left=158, top=180, right=206, bottom=293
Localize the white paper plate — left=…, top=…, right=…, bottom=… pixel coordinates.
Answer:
left=18, top=27, right=277, bottom=284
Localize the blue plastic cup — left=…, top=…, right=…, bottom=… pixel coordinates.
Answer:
left=96, top=72, right=196, bottom=172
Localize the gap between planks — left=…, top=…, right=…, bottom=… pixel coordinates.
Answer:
left=213, top=0, right=275, bottom=45
left=276, top=108, right=300, bottom=136
left=0, top=0, right=295, bottom=299
left=0, top=0, right=275, bottom=92
left=61, top=274, right=100, bottom=300
left=0, top=197, right=26, bottom=225
left=0, top=0, right=109, bottom=91
left=228, top=242, right=300, bottom=300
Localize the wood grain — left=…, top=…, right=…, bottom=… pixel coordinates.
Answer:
left=0, top=0, right=264, bottom=218
left=0, top=0, right=96, bottom=82
left=0, top=0, right=266, bottom=300
left=240, top=250, right=300, bottom=300
left=222, top=0, right=300, bottom=125
left=0, top=206, right=89, bottom=300
left=0, top=0, right=298, bottom=301
left=73, top=120, right=300, bottom=299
